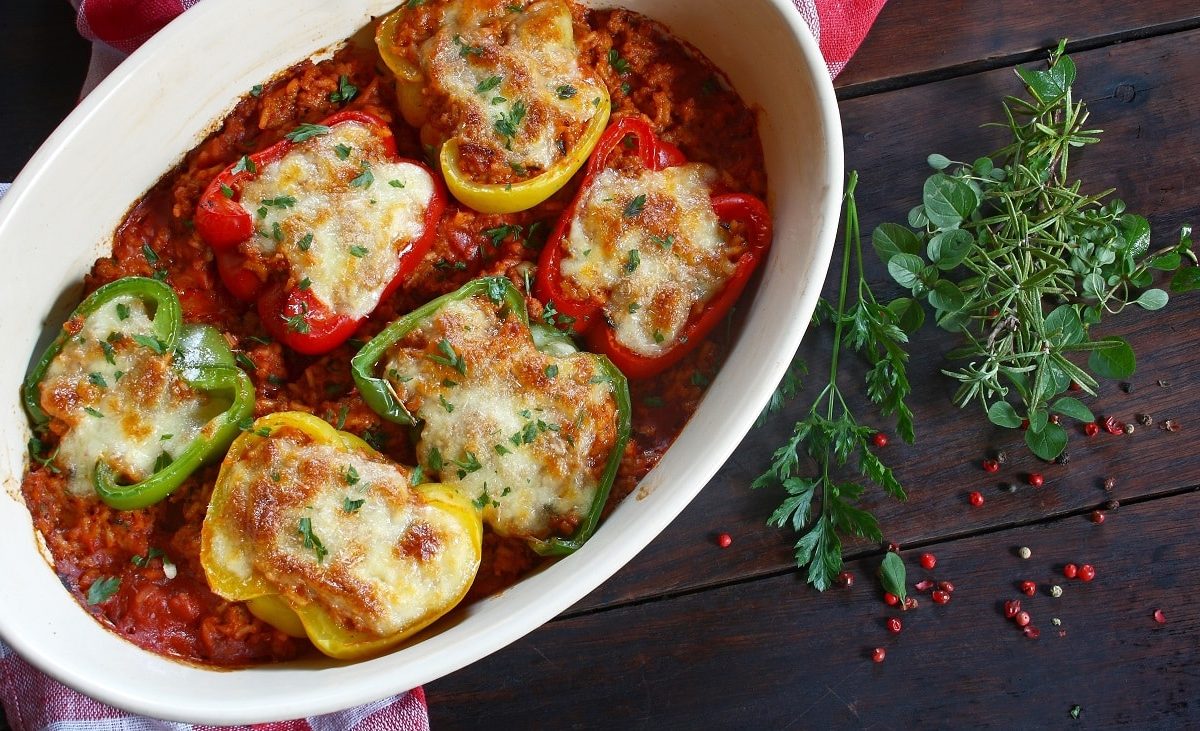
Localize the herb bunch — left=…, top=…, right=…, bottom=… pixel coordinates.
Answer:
left=753, top=173, right=913, bottom=590
left=874, top=41, right=1196, bottom=460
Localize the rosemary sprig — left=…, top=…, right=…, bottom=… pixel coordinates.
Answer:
left=754, top=172, right=912, bottom=590
left=875, top=40, right=1195, bottom=460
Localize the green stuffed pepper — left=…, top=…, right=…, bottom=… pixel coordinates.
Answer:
left=351, top=277, right=631, bottom=555
left=23, top=276, right=254, bottom=510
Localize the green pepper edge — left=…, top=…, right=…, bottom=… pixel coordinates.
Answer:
left=22, top=277, right=254, bottom=510
left=350, top=276, right=632, bottom=555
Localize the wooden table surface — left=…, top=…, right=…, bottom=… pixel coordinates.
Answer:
left=4, top=2, right=1200, bottom=728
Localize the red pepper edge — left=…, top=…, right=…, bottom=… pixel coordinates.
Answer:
left=194, top=110, right=445, bottom=355
left=534, top=116, right=772, bottom=380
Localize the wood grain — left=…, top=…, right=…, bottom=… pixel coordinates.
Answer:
left=837, top=1, right=1200, bottom=94
left=429, top=488, right=1200, bottom=728
left=560, top=28, right=1200, bottom=615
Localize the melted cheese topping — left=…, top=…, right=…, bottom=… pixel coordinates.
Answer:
left=206, top=428, right=478, bottom=638
left=238, top=121, right=436, bottom=319
left=39, top=296, right=221, bottom=497
left=383, top=293, right=619, bottom=541
left=560, top=163, right=737, bottom=357
left=422, top=0, right=605, bottom=175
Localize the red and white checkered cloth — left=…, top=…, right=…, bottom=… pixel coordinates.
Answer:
left=0, top=0, right=885, bottom=728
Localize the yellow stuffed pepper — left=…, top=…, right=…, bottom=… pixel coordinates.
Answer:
left=200, top=411, right=482, bottom=660
left=376, top=0, right=611, bottom=214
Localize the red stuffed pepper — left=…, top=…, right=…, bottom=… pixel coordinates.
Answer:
left=195, top=110, right=445, bottom=354
left=535, top=116, right=772, bottom=379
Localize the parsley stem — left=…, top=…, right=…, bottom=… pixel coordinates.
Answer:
left=825, top=171, right=859, bottom=420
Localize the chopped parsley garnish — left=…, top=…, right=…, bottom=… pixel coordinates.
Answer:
left=452, top=451, right=483, bottom=479
left=434, top=258, right=468, bottom=272
left=236, top=417, right=272, bottom=437
left=476, top=75, right=503, bottom=94
left=453, top=34, right=484, bottom=58
left=349, top=245, right=369, bottom=258
left=624, top=249, right=641, bottom=273
left=410, top=464, right=425, bottom=485
left=141, top=243, right=159, bottom=265
left=472, top=484, right=500, bottom=510
left=493, top=100, right=527, bottom=149
left=100, top=341, right=117, bottom=365
left=623, top=194, right=647, bottom=218
left=343, top=497, right=365, bottom=513
left=441, top=378, right=459, bottom=388
left=284, top=301, right=310, bottom=334
left=628, top=302, right=641, bottom=313
left=235, top=352, right=256, bottom=371
left=334, top=143, right=352, bottom=160
left=544, top=364, right=559, bottom=379
left=402, top=0, right=427, bottom=7
left=485, top=224, right=522, bottom=247
left=219, top=183, right=235, bottom=198
left=334, top=403, right=349, bottom=430
left=387, top=368, right=413, bottom=383
left=439, top=394, right=455, bottom=413
left=115, top=302, right=131, bottom=320
left=427, top=338, right=467, bottom=374
left=650, top=234, right=675, bottom=249
left=132, top=334, right=169, bottom=355
left=232, top=155, right=257, bottom=175
left=509, top=161, right=528, bottom=176
left=653, top=329, right=665, bottom=343
left=27, top=437, right=61, bottom=474
left=328, top=75, right=358, bottom=104
left=607, top=48, right=631, bottom=75
left=297, top=232, right=313, bottom=251
left=389, top=179, right=406, bottom=188
left=427, top=447, right=444, bottom=473
left=257, top=206, right=269, bottom=219
left=343, top=464, right=360, bottom=485
left=297, top=517, right=328, bottom=562
left=88, top=372, right=108, bottom=389
left=541, top=300, right=576, bottom=329
left=486, top=277, right=506, bottom=305
left=361, top=427, right=385, bottom=451
left=505, top=3, right=523, bottom=11
left=271, top=221, right=284, bottom=242
left=643, top=395, right=665, bottom=408
left=298, top=277, right=312, bottom=291
left=494, top=443, right=511, bottom=456
left=556, top=84, right=578, bottom=100
left=285, top=123, right=331, bottom=142
left=86, top=576, right=121, bottom=605
left=620, top=82, right=632, bottom=96
left=153, top=451, right=173, bottom=472
left=690, top=370, right=711, bottom=387
left=261, top=195, right=296, bottom=209
left=160, top=433, right=173, bottom=441
left=350, top=162, right=374, bottom=188
left=113, top=370, right=125, bottom=381
left=131, top=547, right=166, bottom=568
left=250, top=84, right=264, bottom=97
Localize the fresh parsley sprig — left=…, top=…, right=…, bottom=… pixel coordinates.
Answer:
left=874, top=40, right=1195, bottom=460
left=754, top=172, right=912, bottom=590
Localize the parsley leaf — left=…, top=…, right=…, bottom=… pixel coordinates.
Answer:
left=86, top=576, right=121, bottom=605
left=297, top=517, right=328, bottom=562
left=623, top=194, right=646, bottom=218
left=232, top=155, right=257, bottom=175
left=476, top=75, right=503, bottom=94
left=285, top=123, right=331, bottom=143
left=328, top=75, right=358, bottom=104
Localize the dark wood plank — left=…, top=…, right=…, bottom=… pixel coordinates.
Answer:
left=837, top=1, right=1200, bottom=94
left=563, top=28, right=1200, bottom=613
left=0, top=0, right=90, bottom=182
left=429, top=488, right=1200, bottom=728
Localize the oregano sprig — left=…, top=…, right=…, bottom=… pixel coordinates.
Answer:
left=754, top=172, right=913, bottom=590
left=875, top=40, right=1195, bottom=460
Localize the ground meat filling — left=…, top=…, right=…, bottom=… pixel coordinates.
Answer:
left=21, top=5, right=765, bottom=666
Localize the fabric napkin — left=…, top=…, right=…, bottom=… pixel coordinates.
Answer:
left=0, top=0, right=886, bottom=728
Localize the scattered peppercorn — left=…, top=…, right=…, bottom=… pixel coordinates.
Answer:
left=884, top=593, right=899, bottom=606
left=716, top=532, right=732, bottom=548
left=1153, top=609, right=1166, bottom=624
left=1162, top=419, right=1180, bottom=433
left=1105, top=499, right=1120, bottom=511
left=914, top=579, right=935, bottom=592
left=1024, top=625, right=1041, bottom=639
left=1102, top=416, right=1125, bottom=435
left=1049, top=414, right=1061, bottom=425
left=887, top=617, right=902, bottom=634
left=1055, top=450, right=1070, bottom=465
left=1001, top=481, right=1018, bottom=493
left=982, top=459, right=1000, bottom=473
left=937, top=581, right=955, bottom=593
left=1070, top=704, right=1082, bottom=720
left=1157, top=379, right=1170, bottom=388
left=1079, top=564, right=1096, bottom=582
left=1018, top=546, right=1032, bottom=559
left=1090, top=510, right=1105, bottom=524
left=836, top=571, right=855, bottom=588
left=1063, top=564, right=1078, bottom=579
left=1050, top=585, right=1063, bottom=598
left=887, top=542, right=901, bottom=553
left=969, top=491, right=984, bottom=507
left=903, top=596, right=919, bottom=610
left=919, top=553, right=937, bottom=570
left=1015, top=611, right=1031, bottom=627
left=872, top=432, right=889, bottom=448
left=1083, top=422, right=1100, bottom=437
left=1123, top=423, right=1135, bottom=435
left=932, top=590, right=951, bottom=605
left=1120, top=382, right=1133, bottom=394
left=1069, top=381, right=1081, bottom=392
left=1027, top=473, right=1044, bottom=488
left=1020, top=581, right=1036, bottom=596
left=1103, top=476, right=1117, bottom=492
left=872, top=647, right=886, bottom=663
left=1052, top=617, right=1062, bottom=626
left=1004, top=599, right=1021, bottom=618
left=1137, top=413, right=1153, bottom=426
left=994, top=450, right=1009, bottom=465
